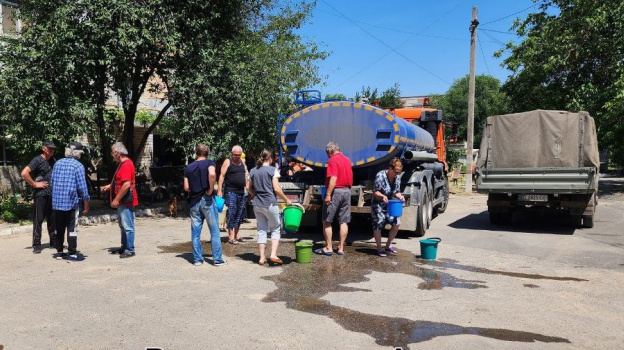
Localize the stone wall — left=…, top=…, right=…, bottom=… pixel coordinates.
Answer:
left=0, top=166, right=23, bottom=196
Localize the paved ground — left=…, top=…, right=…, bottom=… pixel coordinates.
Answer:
left=1, top=177, right=623, bottom=349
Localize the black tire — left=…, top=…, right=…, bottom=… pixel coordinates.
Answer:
left=435, top=178, right=450, bottom=214
left=426, top=186, right=433, bottom=228
left=582, top=215, right=594, bottom=228
left=414, top=186, right=429, bottom=237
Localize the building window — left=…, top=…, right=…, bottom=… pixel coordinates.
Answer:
left=1, top=2, right=20, bottom=35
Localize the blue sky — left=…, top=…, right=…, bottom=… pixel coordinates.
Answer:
left=297, top=0, right=539, bottom=98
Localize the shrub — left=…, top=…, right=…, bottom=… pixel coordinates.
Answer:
left=0, top=195, right=32, bottom=223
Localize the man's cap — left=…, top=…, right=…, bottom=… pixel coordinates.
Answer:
left=68, top=141, right=85, bottom=150
left=42, top=140, right=56, bottom=148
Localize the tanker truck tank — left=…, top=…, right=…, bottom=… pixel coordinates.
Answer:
left=280, top=101, right=436, bottom=168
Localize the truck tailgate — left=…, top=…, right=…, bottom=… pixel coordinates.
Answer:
left=476, top=167, right=597, bottom=193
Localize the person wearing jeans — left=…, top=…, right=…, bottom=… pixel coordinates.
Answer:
left=188, top=195, right=224, bottom=266
left=101, top=142, right=137, bottom=259
left=184, top=144, right=225, bottom=266
left=247, top=150, right=291, bottom=266
left=117, top=205, right=135, bottom=256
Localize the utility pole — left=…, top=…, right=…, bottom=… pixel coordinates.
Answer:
left=465, top=7, right=478, bottom=193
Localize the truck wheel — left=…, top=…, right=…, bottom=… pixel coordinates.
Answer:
left=426, top=187, right=433, bottom=228
left=582, top=215, right=594, bottom=228
left=414, top=187, right=429, bottom=237
left=435, top=178, right=450, bottom=214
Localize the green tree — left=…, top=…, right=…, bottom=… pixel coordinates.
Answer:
left=433, top=75, right=510, bottom=148
left=498, top=0, right=624, bottom=166
left=324, top=93, right=347, bottom=101
left=354, top=86, right=379, bottom=104
left=0, top=0, right=325, bottom=167
left=378, top=83, right=403, bottom=109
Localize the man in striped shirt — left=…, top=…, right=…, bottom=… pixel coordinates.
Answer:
left=51, top=142, right=90, bottom=261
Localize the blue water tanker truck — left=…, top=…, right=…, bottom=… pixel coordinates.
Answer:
left=277, top=91, right=452, bottom=237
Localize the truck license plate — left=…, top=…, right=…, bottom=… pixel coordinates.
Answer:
left=519, top=194, right=548, bottom=202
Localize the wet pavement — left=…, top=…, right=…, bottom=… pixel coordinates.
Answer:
left=1, top=191, right=623, bottom=349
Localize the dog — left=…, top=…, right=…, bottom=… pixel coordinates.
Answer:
left=168, top=195, right=179, bottom=217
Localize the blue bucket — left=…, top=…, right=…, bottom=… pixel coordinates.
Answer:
left=419, top=237, right=441, bottom=259
left=387, top=199, right=403, bottom=217
left=320, top=186, right=326, bottom=198
left=215, top=196, right=225, bottom=213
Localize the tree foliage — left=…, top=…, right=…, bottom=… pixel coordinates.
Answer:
left=378, top=83, right=402, bottom=109
left=430, top=75, right=510, bottom=148
left=324, top=93, right=347, bottom=101
left=498, top=0, right=624, bottom=167
left=354, top=84, right=402, bottom=108
left=0, top=0, right=326, bottom=167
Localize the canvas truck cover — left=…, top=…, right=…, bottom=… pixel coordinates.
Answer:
left=477, top=110, right=599, bottom=169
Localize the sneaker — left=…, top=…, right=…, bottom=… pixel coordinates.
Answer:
left=213, top=260, right=227, bottom=267
left=119, top=251, right=136, bottom=259
left=54, top=252, right=67, bottom=260
left=33, top=246, right=42, bottom=254
left=193, top=261, right=203, bottom=266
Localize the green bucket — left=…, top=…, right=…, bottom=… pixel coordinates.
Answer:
left=419, top=237, right=441, bottom=260
left=283, top=204, right=304, bottom=233
left=295, top=241, right=313, bottom=263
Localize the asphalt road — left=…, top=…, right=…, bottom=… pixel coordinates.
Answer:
left=1, top=179, right=623, bottom=349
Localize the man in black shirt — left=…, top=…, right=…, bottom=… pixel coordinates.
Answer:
left=183, top=144, right=226, bottom=266
left=21, top=140, right=57, bottom=254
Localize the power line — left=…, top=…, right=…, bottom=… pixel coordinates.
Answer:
left=480, top=3, right=538, bottom=26
left=481, top=28, right=516, bottom=35
left=321, top=0, right=463, bottom=90
left=478, top=37, right=491, bottom=75
left=481, top=30, right=507, bottom=47
left=315, top=7, right=465, bottom=41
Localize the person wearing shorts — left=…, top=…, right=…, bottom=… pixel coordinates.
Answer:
left=315, top=141, right=353, bottom=256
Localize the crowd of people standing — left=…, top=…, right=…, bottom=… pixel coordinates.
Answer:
left=21, top=139, right=404, bottom=266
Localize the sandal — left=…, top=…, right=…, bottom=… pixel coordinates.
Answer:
left=385, top=246, right=398, bottom=254
left=236, top=238, right=247, bottom=243
left=313, top=248, right=333, bottom=256
left=377, top=250, right=387, bottom=257
left=258, top=259, right=267, bottom=266
left=228, top=239, right=239, bottom=245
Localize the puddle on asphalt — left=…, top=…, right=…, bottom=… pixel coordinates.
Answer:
left=424, top=258, right=588, bottom=281
left=158, top=241, right=572, bottom=348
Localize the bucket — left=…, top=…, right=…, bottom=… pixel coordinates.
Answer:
left=215, top=196, right=225, bottom=213
left=283, top=204, right=305, bottom=232
left=419, top=237, right=441, bottom=260
left=320, top=186, right=327, bottom=198
left=387, top=199, right=403, bottom=217
left=295, top=241, right=313, bottom=263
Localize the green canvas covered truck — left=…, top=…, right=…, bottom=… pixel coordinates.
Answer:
left=476, top=110, right=599, bottom=228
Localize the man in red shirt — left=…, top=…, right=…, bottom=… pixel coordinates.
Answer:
left=101, top=142, right=138, bottom=259
left=315, top=141, right=353, bottom=256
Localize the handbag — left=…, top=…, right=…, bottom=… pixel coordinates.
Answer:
left=120, top=187, right=133, bottom=203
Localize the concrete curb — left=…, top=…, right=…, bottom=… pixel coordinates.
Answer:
left=0, top=206, right=170, bottom=237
